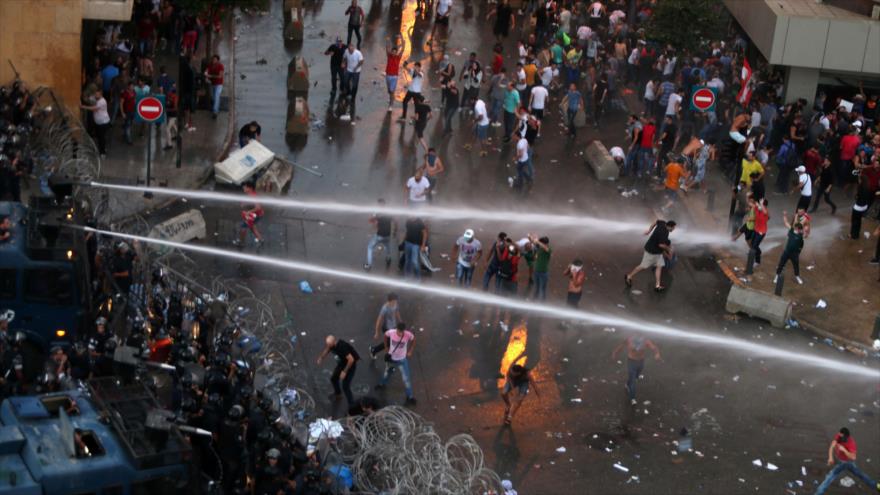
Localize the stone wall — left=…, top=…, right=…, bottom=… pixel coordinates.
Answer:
left=0, top=0, right=84, bottom=111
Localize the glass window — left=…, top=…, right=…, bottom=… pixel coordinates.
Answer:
left=24, top=268, right=73, bottom=304
left=0, top=269, right=15, bottom=299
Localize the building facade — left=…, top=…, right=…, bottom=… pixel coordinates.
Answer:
left=724, top=0, right=880, bottom=103
left=0, top=0, right=133, bottom=109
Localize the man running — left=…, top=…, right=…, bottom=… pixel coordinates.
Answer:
left=452, top=229, right=482, bottom=286
left=501, top=351, right=538, bottom=426
left=611, top=335, right=662, bottom=405
left=370, top=293, right=401, bottom=358
left=431, top=0, right=453, bottom=39
left=405, top=169, right=431, bottom=207
left=365, top=199, right=395, bottom=271
left=316, top=335, right=360, bottom=404
left=342, top=43, right=364, bottom=102
left=375, top=322, right=417, bottom=406
left=625, top=219, right=676, bottom=292
left=235, top=182, right=264, bottom=247
left=400, top=61, right=424, bottom=122
left=402, top=217, right=428, bottom=280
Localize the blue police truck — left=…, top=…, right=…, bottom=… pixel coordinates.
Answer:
left=0, top=378, right=191, bottom=495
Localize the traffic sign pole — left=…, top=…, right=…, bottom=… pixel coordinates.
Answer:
left=136, top=95, right=165, bottom=199
left=145, top=126, right=153, bottom=199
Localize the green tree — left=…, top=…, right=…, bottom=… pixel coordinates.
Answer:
left=645, top=0, right=728, bottom=53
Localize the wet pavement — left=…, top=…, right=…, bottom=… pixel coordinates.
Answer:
left=150, top=1, right=880, bottom=493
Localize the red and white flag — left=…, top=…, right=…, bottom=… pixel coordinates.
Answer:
left=737, top=58, right=754, bottom=107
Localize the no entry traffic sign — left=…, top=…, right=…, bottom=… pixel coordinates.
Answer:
left=136, top=95, right=165, bottom=123
left=690, top=86, right=717, bottom=113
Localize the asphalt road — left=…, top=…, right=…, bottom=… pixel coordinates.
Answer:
left=156, top=1, right=880, bottom=493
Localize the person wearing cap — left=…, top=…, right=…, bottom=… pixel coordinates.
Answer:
left=452, top=229, right=483, bottom=286
left=794, top=165, right=812, bottom=211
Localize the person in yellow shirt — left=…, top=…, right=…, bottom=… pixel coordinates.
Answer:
left=523, top=57, right=538, bottom=86
left=740, top=149, right=764, bottom=186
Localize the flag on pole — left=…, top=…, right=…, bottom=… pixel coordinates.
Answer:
left=737, top=58, right=754, bottom=107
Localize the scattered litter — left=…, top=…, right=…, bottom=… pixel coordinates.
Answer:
left=616, top=304, right=626, bottom=309
left=570, top=398, right=582, bottom=403
left=766, top=462, right=778, bottom=471
left=450, top=405, right=456, bottom=410
left=256, top=58, right=268, bottom=65
left=620, top=189, right=639, bottom=198
left=806, top=265, right=815, bottom=270
left=738, top=478, right=746, bottom=483
left=556, top=447, right=567, bottom=453
left=318, top=221, right=326, bottom=226
left=801, top=466, right=807, bottom=476
left=613, top=463, right=629, bottom=472
left=630, top=290, right=642, bottom=295
left=767, top=385, right=777, bottom=390
left=562, top=357, right=569, bottom=362
left=299, top=281, right=313, bottom=293
left=472, top=334, right=480, bottom=338
left=733, top=375, right=740, bottom=382
left=840, top=476, right=855, bottom=487
left=473, top=320, right=480, bottom=326
left=815, top=299, right=827, bottom=309
left=300, top=332, right=307, bottom=336
left=603, top=327, right=617, bottom=333
left=568, top=199, right=575, bottom=203
left=752, top=459, right=763, bottom=467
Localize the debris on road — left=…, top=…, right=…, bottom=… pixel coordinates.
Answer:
left=613, top=462, right=629, bottom=473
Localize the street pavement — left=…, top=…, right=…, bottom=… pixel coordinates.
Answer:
left=122, top=1, right=880, bottom=493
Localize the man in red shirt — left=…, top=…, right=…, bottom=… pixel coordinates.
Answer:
left=384, top=42, right=402, bottom=111
left=839, top=126, right=861, bottom=191
left=815, top=427, right=878, bottom=494
left=120, top=81, right=136, bottom=144
left=637, top=116, right=656, bottom=177
left=205, top=55, right=224, bottom=118
left=802, top=143, right=823, bottom=179
left=235, top=182, right=264, bottom=247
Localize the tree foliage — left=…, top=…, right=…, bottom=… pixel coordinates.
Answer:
left=645, top=0, right=728, bottom=53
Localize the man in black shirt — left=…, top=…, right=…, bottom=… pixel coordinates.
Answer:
left=625, top=220, right=676, bottom=292
left=403, top=217, right=428, bottom=280
left=324, top=37, right=347, bottom=95
left=413, top=96, right=432, bottom=150
left=365, top=199, right=396, bottom=270
left=238, top=120, right=261, bottom=148
left=317, top=335, right=360, bottom=404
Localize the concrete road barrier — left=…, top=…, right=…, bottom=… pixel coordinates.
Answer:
left=148, top=209, right=207, bottom=254
left=286, top=97, right=310, bottom=136
left=725, top=284, right=793, bottom=328
left=584, top=140, right=619, bottom=181
left=256, top=159, right=294, bottom=194
left=287, top=56, right=310, bottom=97
left=285, top=7, right=304, bottom=41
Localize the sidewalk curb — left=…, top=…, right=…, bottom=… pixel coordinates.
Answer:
left=678, top=190, right=876, bottom=357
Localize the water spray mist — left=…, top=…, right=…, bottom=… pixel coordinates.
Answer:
left=78, top=226, right=880, bottom=380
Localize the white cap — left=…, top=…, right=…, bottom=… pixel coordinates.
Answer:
left=853, top=120, right=863, bottom=127
left=501, top=480, right=513, bottom=490
left=463, top=229, right=474, bottom=240
left=795, top=165, right=806, bottom=173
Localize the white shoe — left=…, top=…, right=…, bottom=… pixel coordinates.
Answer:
left=795, top=276, right=804, bottom=285
left=388, top=106, right=393, bottom=113
left=773, top=275, right=778, bottom=284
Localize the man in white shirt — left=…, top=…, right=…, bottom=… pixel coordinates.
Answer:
left=405, top=169, right=431, bottom=207
left=80, top=89, right=111, bottom=156
left=400, top=61, right=424, bottom=121
left=342, top=43, right=364, bottom=100
left=794, top=165, right=812, bottom=211
left=467, top=98, right=490, bottom=156
left=452, top=229, right=483, bottom=286
left=528, top=81, right=549, bottom=121
left=515, top=134, right=533, bottom=189
left=431, top=0, right=453, bottom=37
left=706, top=74, right=725, bottom=94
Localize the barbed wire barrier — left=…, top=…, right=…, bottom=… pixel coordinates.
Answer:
left=336, top=406, right=503, bottom=494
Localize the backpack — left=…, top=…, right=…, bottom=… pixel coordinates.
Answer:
left=776, top=141, right=795, bottom=167
left=497, top=253, right=515, bottom=279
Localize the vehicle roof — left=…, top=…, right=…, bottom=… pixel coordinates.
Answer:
left=0, top=390, right=184, bottom=495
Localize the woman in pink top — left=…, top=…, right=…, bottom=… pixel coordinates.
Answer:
left=750, top=198, right=769, bottom=265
